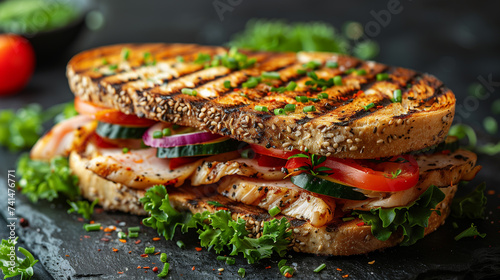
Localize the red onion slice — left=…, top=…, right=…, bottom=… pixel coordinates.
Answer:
left=143, top=123, right=222, bottom=148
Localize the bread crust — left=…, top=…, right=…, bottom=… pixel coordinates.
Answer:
left=70, top=151, right=458, bottom=255
left=67, top=43, right=455, bottom=158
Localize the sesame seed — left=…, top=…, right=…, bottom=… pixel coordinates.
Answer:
left=377, top=139, right=384, bottom=144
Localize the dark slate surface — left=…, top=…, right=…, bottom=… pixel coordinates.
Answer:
left=1, top=149, right=500, bottom=280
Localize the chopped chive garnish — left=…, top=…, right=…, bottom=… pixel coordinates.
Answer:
left=364, top=102, right=375, bottom=111
left=377, top=73, right=390, bottom=81
left=83, top=223, right=101, bottom=232
left=194, top=53, right=211, bottom=64
left=261, top=71, right=281, bottom=79
left=274, top=108, right=286, bottom=116
left=122, top=147, right=129, bottom=153
left=101, top=58, right=108, bottom=65
left=345, top=68, right=355, bottom=74
left=296, top=96, right=309, bottom=103
left=121, top=48, right=130, bottom=60
left=407, top=84, right=413, bottom=89
left=240, top=148, right=254, bottom=159
left=280, top=266, right=295, bottom=276
left=313, top=263, right=326, bottom=273
left=144, top=246, right=155, bottom=254
left=176, top=240, right=185, bottom=249
left=333, top=75, right=342, bottom=86
left=143, top=52, right=151, bottom=60
left=128, top=226, right=140, bottom=232
left=217, top=256, right=227, bottom=261
left=284, top=104, right=296, bottom=112
left=278, top=259, right=287, bottom=268
left=160, top=253, right=168, bottom=263
left=181, top=88, right=197, bottom=96
left=326, top=61, right=338, bottom=68
left=108, top=64, right=118, bottom=70
left=303, top=60, right=322, bottom=70
left=342, top=217, right=355, bottom=222
left=172, top=124, right=180, bottom=130
left=162, top=128, right=171, bottom=136
left=157, top=262, right=170, bottom=277
left=223, top=80, right=231, bottom=89
left=484, top=116, right=498, bottom=134
left=128, top=232, right=139, bottom=238
left=242, top=77, right=261, bottom=88
left=318, top=92, right=329, bottom=99
left=296, top=69, right=307, bottom=75
left=176, top=55, right=185, bottom=62
left=239, top=92, right=248, bottom=98
left=303, top=105, right=316, bottom=113
left=309, top=98, right=320, bottom=102
left=93, top=67, right=99, bottom=72
left=226, top=257, right=236, bottom=265
left=269, top=206, right=281, bottom=217
left=117, top=231, right=127, bottom=239
left=152, top=131, right=163, bottom=139
left=238, top=268, right=246, bottom=278
left=207, top=201, right=225, bottom=207
left=254, top=105, right=268, bottom=112
left=307, top=71, right=319, bottom=80
left=356, top=69, right=367, bottom=75
left=286, top=81, right=297, bottom=91
left=392, top=89, right=402, bottom=103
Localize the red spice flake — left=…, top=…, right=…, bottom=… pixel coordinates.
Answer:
left=134, top=159, right=144, bottom=164
left=154, top=252, right=161, bottom=255
left=354, top=90, right=364, bottom=98
left=152, top=237, right=161, bottom=241
left=77, top=217, right=84, bottom=222
left=89, top=220, right=95, bottom=224
left=140, top=254, right=148, bottom=258
left=219, top=273, right=222, bottom=275
left=95, top=208, right=104, bottom=214
left=117, top=272, right=123, bottom=274
left=376, top=105, right=384, bottom=109
left=368, top=260, right=375, bottom=265
left=100, top=238, right=110, bottom=242
left=265, top=266, right=271, bottom=269
left=336, top=268, right=342, bottom=271
left=195, top=247, right=203, bottom=252
left=128, top=251, right=132, bottom=254
left=65, top=255, right=70, bottom=257
left=234, top=88, right=240, bottom=92
left=152, top=267, right=159, bottom=273
left=342, top=275, right=349, bottom=278
left=143, top=266, right=150, bottom=269
left=125, top=167, right=132, bottom=171
left=285, top=272, right=293, bottom=278
left=97, top=249, right=101, bottom=252
left=105, top=233, right=112, bottom=236
left=119, top=239, right=127, bottom=243
left=192, top=266, right=195, bottom=271
left=112, top=248, right=119, bottom=252
left=487, top=190, right=495, bottom=195
left=84, top=235, right=90, bottom=239
left=135, top=240, right=142, bottom=245
left=356, top=222, right=365, bottom=226
left=137, top=266, right=141, bottom=269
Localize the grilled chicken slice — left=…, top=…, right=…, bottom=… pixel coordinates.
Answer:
left=217, top=176, right=335, bottom=227
left=67, top=43, right=456, bottom=159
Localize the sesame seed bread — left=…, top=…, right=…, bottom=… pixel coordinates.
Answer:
left=66, top=43, right=456, bottom=159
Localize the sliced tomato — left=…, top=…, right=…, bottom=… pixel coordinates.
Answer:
left=169, top=156, right=202, bottom=169
left=75, top=97, right=157, bottom=127
left=286, top=154, right=419, bottom=192
left=90, top=133, right=119, bottom=148
left=256, top=154, right=288, bottom=168
left=250, top=144, right=299, bottom=160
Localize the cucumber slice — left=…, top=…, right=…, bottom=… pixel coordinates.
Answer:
left=290, top=173, right=367, bottom=200
left=96, top=122, right=149, bottom=139
left=156, top=138, right=244, bottom=158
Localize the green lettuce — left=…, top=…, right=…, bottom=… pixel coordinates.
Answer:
left=454, top=223, right=486, bottom=241
left=451, top=183, right=487, bottom=219
left=353, top=185, right=445, bottom=246
left=17, top=155, right=79, bottom=203
left=0, top=238, right=38, bottom=280
left=140, top=185, right=292, bottom=264
left=67, top=199, right=98, bottom=220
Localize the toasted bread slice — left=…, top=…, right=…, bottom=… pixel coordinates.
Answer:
left=67, top=44, right=455, bottom=158
left=69, top=148, right=476, bottom=255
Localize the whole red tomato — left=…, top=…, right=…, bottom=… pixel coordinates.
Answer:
left=0, top=34, right=36, bottom=96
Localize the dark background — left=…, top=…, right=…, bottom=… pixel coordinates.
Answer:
left=1, top=0, right=499, bottom=279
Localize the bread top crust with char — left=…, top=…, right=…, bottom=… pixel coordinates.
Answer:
left=67, top=43, right=456, bottom=158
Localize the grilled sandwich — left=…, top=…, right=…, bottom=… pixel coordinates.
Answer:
left=30, top=43, right=480, bottom=256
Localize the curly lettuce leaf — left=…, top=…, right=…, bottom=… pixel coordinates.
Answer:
left=0, top=238, right=38, bottom=280
left=17, top=154, right=80, bottom=203
left=67, top=199, right=98, bottom=220
left=451, top=183, right=487, bottom=219
left=141, top=185, right=292, bottom=263
left=454, top=223, right=486, bottom=241
left=0, top=104, right=44, bottom=151
left=354, top=185, right=445, bottom=246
